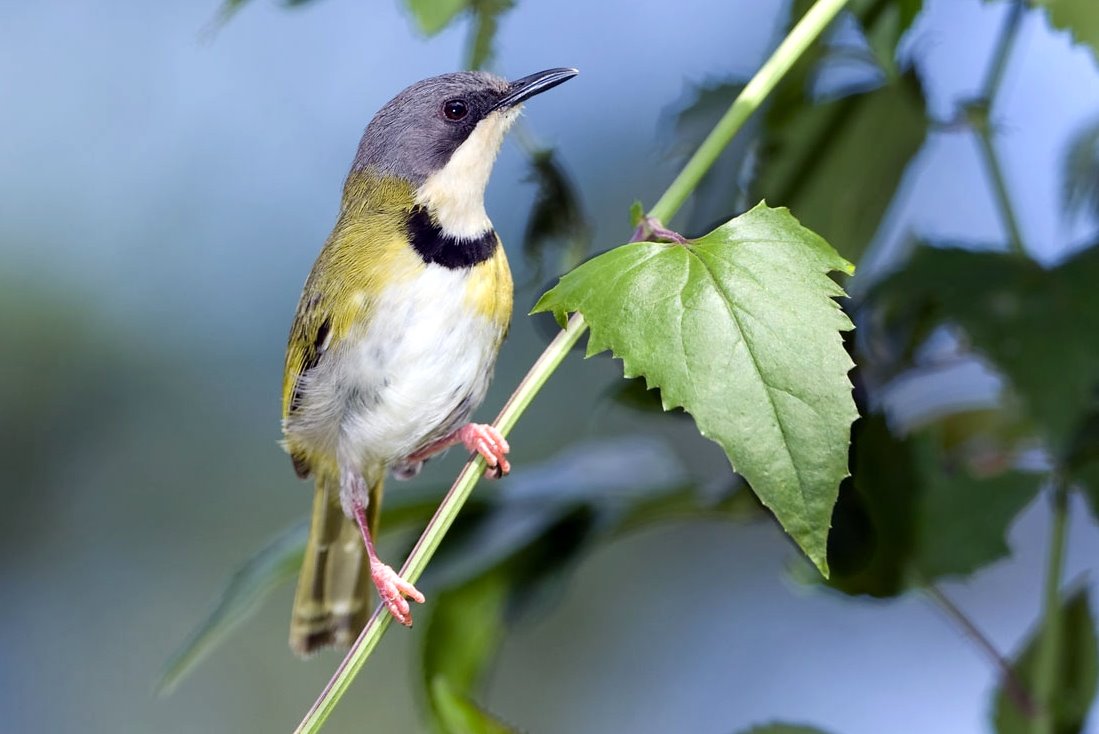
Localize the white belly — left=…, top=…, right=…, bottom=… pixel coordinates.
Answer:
left=287, top=265, right=504, bottom=472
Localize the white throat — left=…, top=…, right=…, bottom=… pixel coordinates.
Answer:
left=414, top=107, right=520, bottom=239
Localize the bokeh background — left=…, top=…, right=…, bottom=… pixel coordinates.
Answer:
left=2, top=0, right=1099, bottom=732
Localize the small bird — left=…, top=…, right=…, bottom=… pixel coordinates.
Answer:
left=281, top=68, right=577, bottom=655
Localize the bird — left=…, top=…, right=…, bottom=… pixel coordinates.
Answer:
left=280, top=67, right=577, bottom=655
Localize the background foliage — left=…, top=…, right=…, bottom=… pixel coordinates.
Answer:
left=2, top=0, right=1099, bottom=732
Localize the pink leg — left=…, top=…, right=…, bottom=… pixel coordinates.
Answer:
left=407, top=423, right=511, bottom=478
left=351, top=500, right=424, bottom=627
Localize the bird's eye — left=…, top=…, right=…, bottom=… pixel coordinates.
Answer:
left=443, top=99, right=468, bottom=121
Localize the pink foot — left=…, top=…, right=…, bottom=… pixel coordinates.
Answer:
left=457, top=423, right=511, bottom=478
left=370, top=562, right=425, bottom=627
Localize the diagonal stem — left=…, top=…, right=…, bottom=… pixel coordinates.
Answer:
left=293, top=0, right=853, bottom=730
left=1031, top=478, right=1070, bottom=734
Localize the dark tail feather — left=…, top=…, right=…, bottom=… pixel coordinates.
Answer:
left=288, top=473, right=380, bottom=656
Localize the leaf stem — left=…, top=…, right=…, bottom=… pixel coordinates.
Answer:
left=1031, top=478, right=1070, bottom=734
left=980, top=0, right=1025, bottom=105
left=975, top=128, right=1028, bottom=257
left=648, top=0, right=851, bottom=224
left=294, top=0, right=852, bottom=729
left=970, top=0, right=1028, bottom=257
left=924, top=585, right=1036, bottom=717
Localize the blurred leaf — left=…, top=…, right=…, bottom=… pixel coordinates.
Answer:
left=827, top=414, right=919, bottom=596
left=159, top=482, right=451, bottom=693
left=1066, top=400, right=1099, bottom=520
left=872, top=244, right=1099, bottom=459
left=739, top=724, right=835, bottom=734
left=828, top=415, right=1040, bottom=596
left=156, top=520, right=307, bottom=695
left=423, top=571, right=511, bottom=733
left=466, top=0, right=514, bottom=70
left=912, top=439, right=1039, bottom=579
left=163, top=438, right=683, bottom=692
left=522, top=148, right=592, bottom=283
left=1063, top=117, right=1099, bottom=223
left=1035, top=0, right=1099, bottom=63
left=430, top=679, right=516, bottom=734
left=535, top=203, right=857, bottom=574
left=405, top=0, right=470, bottom=34
left=753, top=69, right=926, bottom=265
left=993, top=587, right=1098, bottom=734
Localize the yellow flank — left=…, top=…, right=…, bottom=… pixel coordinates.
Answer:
left=281, top=174, right=426, bottom=421
left=464, top=242, right=513, bottom=335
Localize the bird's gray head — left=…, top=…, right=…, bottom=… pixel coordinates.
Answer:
left=354, top=68, right=577, bottom=238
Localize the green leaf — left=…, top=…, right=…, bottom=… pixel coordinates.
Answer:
left=739, top=724, right=835, bottom=734
left=404, top=0, right=471, bottom=35
left=993, top=587, right=1099, bottom=734
left=872, top=243, right=1099, bottom=460
left=534, top=203, right=857, bottom=574
left=156, top=520, right=308, bottom=695
left=1035, top=0, right=1099, bottom=63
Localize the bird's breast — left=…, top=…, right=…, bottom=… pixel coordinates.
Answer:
left=288, top=248, right=512, bottom=472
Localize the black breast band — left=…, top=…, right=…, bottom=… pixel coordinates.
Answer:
left=406, top=206, right=497, bottom=269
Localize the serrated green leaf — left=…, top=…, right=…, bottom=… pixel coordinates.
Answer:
left=156, top=520, right=308, bottom=695
left=534, top=203, right=857, bottom=573
left=1036, top=0, right=1099, bottom=63
left=993, top=587, right=1099, bottom=734
left=404, top=0, right=471, bottom=35
left=739, top=724, right=835, bottom=734
left=872, top=243, right=1099, bottom=460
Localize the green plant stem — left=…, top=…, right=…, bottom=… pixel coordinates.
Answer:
left=1031, top=478, right=1070, bottom=734
left=648, top=0, right=851, bottom=224
left=981, top=0, right=1025, bottom=104
left=294, top=1, right=851, bottom=730
left=976, top=129, right=1027, bottom=257
left=972, top=0, right=1028, bottom=257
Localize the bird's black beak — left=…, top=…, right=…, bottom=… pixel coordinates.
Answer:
left=490, top=67, right=578, bottom=111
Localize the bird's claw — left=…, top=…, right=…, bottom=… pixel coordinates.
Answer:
left=371, top=562, right=424, bottom=627
left=457, top=423, right=511, bottom=478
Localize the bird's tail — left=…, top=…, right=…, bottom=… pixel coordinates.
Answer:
left=288, top=473, right=381, bottom=656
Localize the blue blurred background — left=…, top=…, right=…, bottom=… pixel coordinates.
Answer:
left=2, top=0, right=1098, bottom=732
